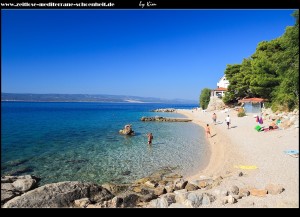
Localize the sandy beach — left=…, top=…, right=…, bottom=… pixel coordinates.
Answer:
left=176, top=109, right=299, bottom=208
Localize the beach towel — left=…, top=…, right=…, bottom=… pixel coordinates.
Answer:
left=254, top=125, right=262, bottom=132
left=284, top=150, right=299, bottom=154
left=234, top=165, right=258, bottom=170
left=284, top=150, right=299, bottom=158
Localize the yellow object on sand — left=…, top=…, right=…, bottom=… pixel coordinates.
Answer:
left=234, top=165, right=258, bottom=170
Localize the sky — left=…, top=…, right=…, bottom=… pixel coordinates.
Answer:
left=1, top=9, right=297, bottom=101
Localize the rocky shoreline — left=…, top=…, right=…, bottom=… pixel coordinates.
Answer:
left=1, top=168, right=285, bottom=208
left=141, top=116, right=192, bottom=122
left=151, top=108, right=176, bottom=112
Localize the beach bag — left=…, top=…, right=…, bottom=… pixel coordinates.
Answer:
left=254, top=125, right=262, bottom=132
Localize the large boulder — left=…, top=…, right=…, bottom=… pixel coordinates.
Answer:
left=3, top=181, right=113, bottom=208
left=148, top=197, right=169, bottom=208
left=101, top=183, right=129, bottom=195
left=206, top=97, right=226, bottom=111
left=117, top=191, right=157, bottom=207
left=1, top=175, right=40, bottom=205
left=119, top=129, right=135, bottom=135
left=12, top=179, right=37, bottom=193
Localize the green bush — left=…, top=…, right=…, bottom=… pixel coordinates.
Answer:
left=238, top=111, right=246, bottom=117
left=238, top=108, right=246, bottom=117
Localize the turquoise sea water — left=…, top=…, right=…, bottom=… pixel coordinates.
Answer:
left=1, top=102, right=209, bottom=185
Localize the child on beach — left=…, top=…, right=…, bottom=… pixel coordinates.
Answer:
left=205, top=124, right=211, bottom=138
left=147, top=133, right=153, bottom=145
left=212, top=113, right=217, bottom=125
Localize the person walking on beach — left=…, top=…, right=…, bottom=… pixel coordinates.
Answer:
left=212, top=113, right=217, bottom=125
left=205, top=124, right=211, bottom=138
left=225, top=115, right=231, bottom=129
left=147, top=133, right=153, bottom=145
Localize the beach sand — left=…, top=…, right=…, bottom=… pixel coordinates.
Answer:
left=176, top=109, right=299, bottom=208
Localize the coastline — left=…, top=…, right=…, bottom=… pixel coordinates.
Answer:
left=176, top=109, right=242, bottom=179
left=2, top=106, right=298, bottom=208
left=176, top=108, right=299, bottom=208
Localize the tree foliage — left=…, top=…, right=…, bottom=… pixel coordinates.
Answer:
left=199, top=88, right=211, bottom=109
left=222, top=10, right=299, bottom=111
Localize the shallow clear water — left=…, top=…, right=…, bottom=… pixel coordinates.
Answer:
left=1, top=102, right=209, bottom=185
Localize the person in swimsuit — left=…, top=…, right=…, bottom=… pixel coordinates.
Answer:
left=147, top=132, right=153, bottom=145
left=205, top=124, right=211, bottom=138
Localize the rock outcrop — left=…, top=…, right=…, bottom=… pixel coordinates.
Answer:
left=261, top=108, right=299, bottom=129
left=3, top=181, right=113, bottom=208
left=206, top=96, right=226, bottom=111
left=2, top=170, right=287, bottom=208
left=1, top=175, right=40, bottom=206
left=119, top=124, right=135, bottom=135
left=151, top=108, right=176, bottom=112
left=141, top=117, right=192, bottom=122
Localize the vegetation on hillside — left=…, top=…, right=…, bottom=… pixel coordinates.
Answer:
left=199, top=88, right=211, bottom=109
left=222, top=10, right=299, bottom=111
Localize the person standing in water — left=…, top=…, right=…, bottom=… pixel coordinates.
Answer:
left=147, top=133, right=153, bottom=145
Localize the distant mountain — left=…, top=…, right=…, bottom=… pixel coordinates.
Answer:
left=1, top=93, right=197, bottom=104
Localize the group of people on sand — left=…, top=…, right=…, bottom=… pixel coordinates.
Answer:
left=205, top=113, right=231, bottom=138
left=205, top=111, right=280, bottom=138
left=256, top=115, right=280, bottom=131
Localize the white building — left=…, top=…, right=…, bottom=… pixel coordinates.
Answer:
left=217, top=75, right=229, bottom=88
left=211, top=75, right=229, bottom=98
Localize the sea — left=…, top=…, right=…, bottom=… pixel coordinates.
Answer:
left=1, top=102, right=209, bottom=185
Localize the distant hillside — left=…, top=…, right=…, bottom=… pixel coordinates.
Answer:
left=1, top=93, right=197, bottom=104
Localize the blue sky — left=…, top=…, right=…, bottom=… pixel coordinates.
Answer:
left=1, top=9, right=296, bottom=101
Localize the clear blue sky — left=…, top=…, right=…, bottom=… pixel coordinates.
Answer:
left=2, top=9, right=296, bottom=101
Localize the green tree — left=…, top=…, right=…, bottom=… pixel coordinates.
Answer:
left=249, top=39, right=282, bottom=99
left=250, top=10, right=298, bottom=111
left=272, top=10, right=299, bottom=110
left=223, top=64, right=241, bottom=104
left=216, top=10, right=298, bottom=111
left=239, top=58, right=255, bottom=98
left=199, top=88, right=211, bottom=109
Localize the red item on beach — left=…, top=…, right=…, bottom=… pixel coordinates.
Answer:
left=256, top=116, right=259, bottom=122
